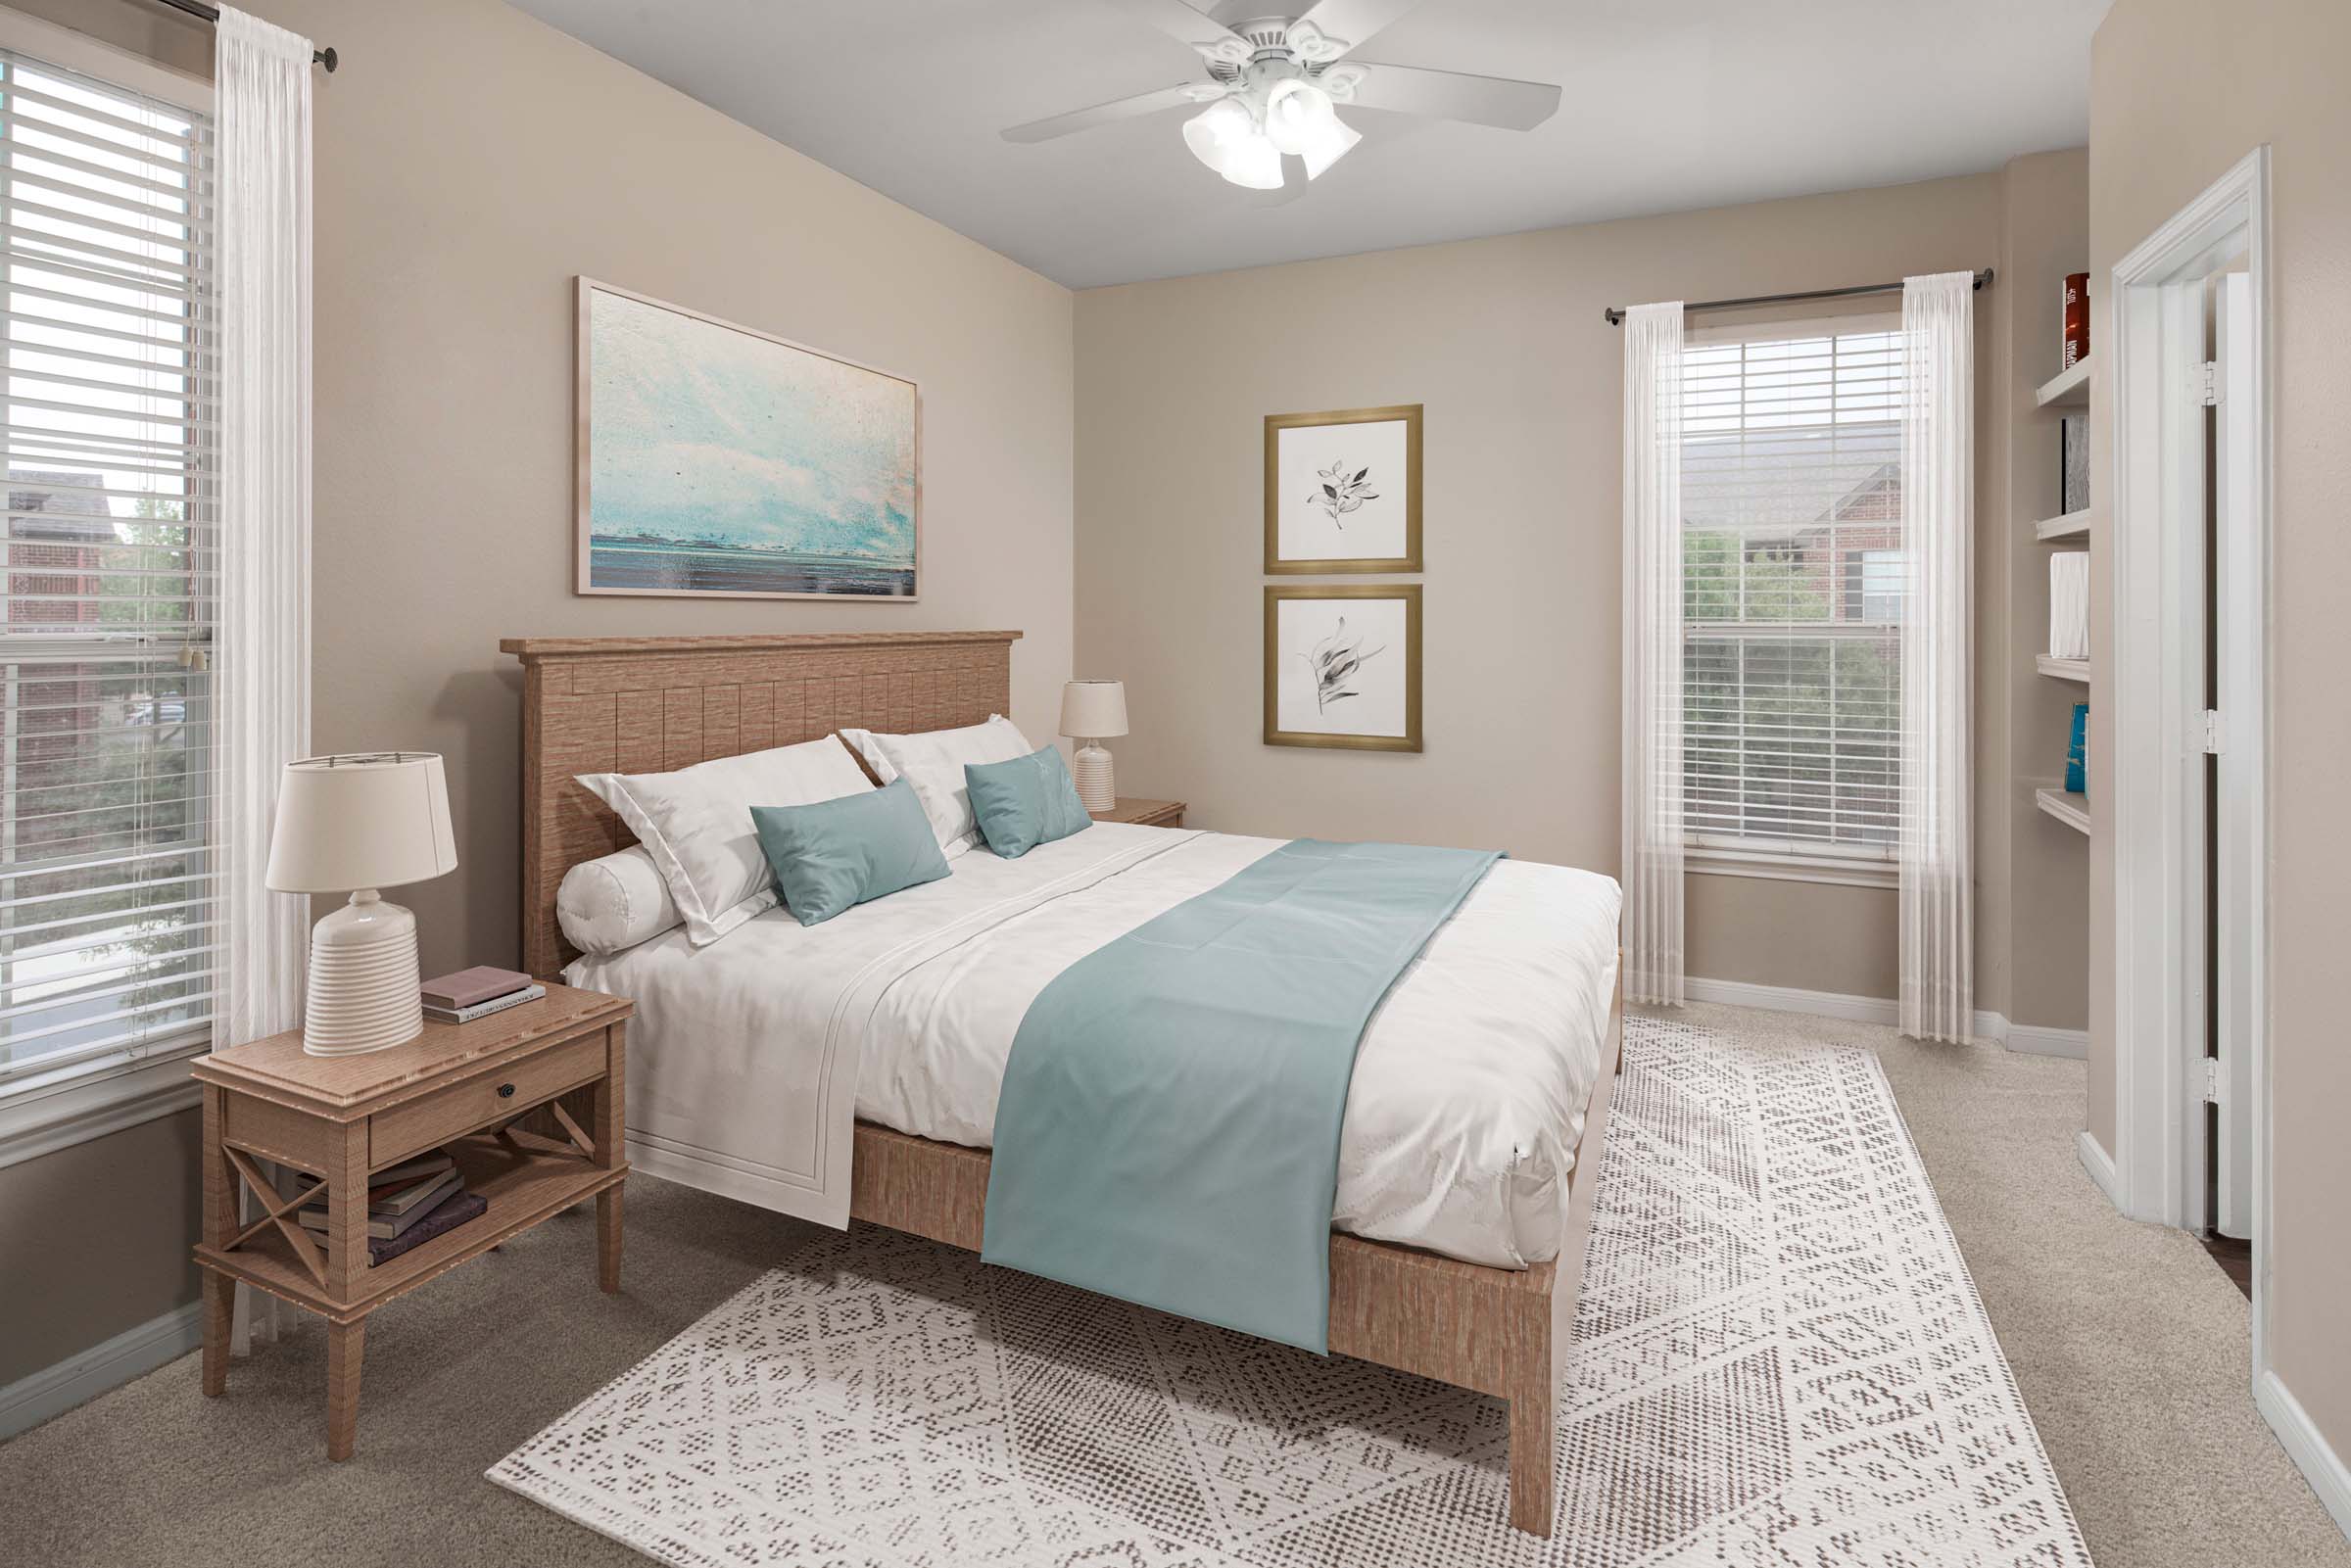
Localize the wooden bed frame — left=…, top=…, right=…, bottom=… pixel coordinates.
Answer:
left=500, top=630, right=1620, bottom=1537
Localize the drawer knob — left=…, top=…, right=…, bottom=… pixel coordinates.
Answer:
left=498, top=1082, right=516, bottom=1099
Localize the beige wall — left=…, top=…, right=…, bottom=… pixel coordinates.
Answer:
left=1076, top=170, right=2086, bottom=1010
left=0, top=0, right=1073, bottom=1390
left=1989, top=150, right=2093, bottom=1031
left=2087, top=0, right=2351, bottom=1494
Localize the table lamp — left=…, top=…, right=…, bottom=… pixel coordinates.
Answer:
left=1059, top=680, right=1128, bottom=814
left=265, top=752, right=458, bottom=1056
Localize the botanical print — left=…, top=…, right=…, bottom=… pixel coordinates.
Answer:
left=1304, top=615, right=1383, bottom=712
left=1309, top=458, right=1379, bottom=525
left=1271, top=411, right=1414, bottom=568
left=1273, top=594, right=1411, bottom=740
left=580, top=283, right=917, bottom=598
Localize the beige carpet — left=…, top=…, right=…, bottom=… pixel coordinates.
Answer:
left=2, top=1001, right=2344, bottom=1567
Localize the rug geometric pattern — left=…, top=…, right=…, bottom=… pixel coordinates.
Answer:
left=491, top=1015, right=2093, bottom=1566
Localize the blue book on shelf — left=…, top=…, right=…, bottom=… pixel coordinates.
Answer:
left=2066, top=702, right=2087, bottom=793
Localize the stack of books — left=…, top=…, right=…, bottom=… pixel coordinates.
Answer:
left=420, top=966, right=544, bottom=1024
left=298, top=1150, right=489, bottom=1267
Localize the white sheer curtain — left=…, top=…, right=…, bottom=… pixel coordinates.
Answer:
left=1897, top=273, right=1974, bottom=1041
left=1620, top=303, right=1685, bottom=1005
left=216, top=6, right=314, bottom=1350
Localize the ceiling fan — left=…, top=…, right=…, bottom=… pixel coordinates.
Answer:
left=1002, top=0, right=1560, bottom=191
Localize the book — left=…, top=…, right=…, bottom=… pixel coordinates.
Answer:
left=420, top=965, right=535, bottom=1011
left=2061, top=271, right=2089, bottom=368
left=372, top=1151, right=455, bottom=1188
left=2067, top=702, right=2088, bottom=793
left=422, top=984, right=545, bottom=1025
left=300, top=1167, right=464, bottom=1239
left=367, top=1189, right=487, bottom=1267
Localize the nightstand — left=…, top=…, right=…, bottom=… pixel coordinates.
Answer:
left=1091, top=796, right=1185, bottom=828
left=190, top=982, right=631, bottom=1460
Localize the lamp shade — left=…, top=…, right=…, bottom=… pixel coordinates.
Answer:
left=1059, top=680, right=1128, bottom=739
left=264, top=752, right=458, bottom=893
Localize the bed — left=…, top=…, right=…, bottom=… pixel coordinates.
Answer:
left=501, top=630, right=1621, bottom=1537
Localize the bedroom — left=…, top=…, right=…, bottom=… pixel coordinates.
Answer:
left=0, top=1, right=2343, bottom=1564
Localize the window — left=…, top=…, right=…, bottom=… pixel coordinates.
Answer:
left=0, top=46, right=216, bottom=1102
left=1681, top=317, right=1903, bottom=866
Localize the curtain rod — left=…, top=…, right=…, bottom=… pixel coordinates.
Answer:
left=144, top=0, right=337, bottom=71
left=1603, top=268, right=1992, bottom=326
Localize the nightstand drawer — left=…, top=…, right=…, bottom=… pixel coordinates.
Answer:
left=370, top=1028, right=605, bottom=1168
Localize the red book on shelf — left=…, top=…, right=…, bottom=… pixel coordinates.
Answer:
left=2061, top=271, right=2089, bottom=368
left=420, top=966, right=533, bottom=1011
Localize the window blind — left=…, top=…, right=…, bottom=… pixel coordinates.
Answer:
left=1681, top=317, right=1903, bottom=858
left=0, top=49, right=216, bottom=1088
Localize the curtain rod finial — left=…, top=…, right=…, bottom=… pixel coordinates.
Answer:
left=315, top=45, right=337, bottom=71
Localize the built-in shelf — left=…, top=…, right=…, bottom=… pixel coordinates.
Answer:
left=2036, top=786, right=2090, bottom=836
left=2038, top=653, right=2090, bottom=683
left=2035, top=508, right=2091, bottom=541
left=2036, top=356, right=2091, bottom=407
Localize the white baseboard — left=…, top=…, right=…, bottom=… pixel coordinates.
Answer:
left=0, top=1300, right=201, bottom=1443
left=2257, top=1369, right=2351, bottom=1546
left=2076, top=1128, right=2125, bottom=1212
left=1683, top=976, right=2087, bottom=1058
left=2000, top=1022, right=2090, bottom=1060
left=1684, top=975, right=1899, bottom=1027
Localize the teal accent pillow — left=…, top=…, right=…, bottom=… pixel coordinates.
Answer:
left=750, top=778, right=949, bottom=927
left=966, top=746, right=1093, bottom=859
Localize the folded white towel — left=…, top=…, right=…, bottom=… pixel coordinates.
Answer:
left=2048, top=551, right=2089, bottom=660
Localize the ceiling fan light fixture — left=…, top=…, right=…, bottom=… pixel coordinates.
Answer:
left=1262, top=77, right=1335, bottom=156
left=1182, top=96, right=1284, bottom=189
left=1299, top=113, right=1363, bottom=179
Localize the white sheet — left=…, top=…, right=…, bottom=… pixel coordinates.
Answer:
left=567, top=824, right=1620, bottom=1268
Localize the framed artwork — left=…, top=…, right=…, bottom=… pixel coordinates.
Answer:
left=575, top=277, right=920, bottom=600
left=1264, top=584, right=1422, bottom=752
left=2059, top=413, right=2090, bottom=515
left=1264, top=404, right=1421, bottom=574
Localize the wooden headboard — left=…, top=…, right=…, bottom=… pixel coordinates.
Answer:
left=499, top=631, right=1022, bottom=978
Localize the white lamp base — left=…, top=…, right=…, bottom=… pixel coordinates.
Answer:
left=1073, top=740, right=1116, bottom=814
left=302, top=889, right=424, bottom=1056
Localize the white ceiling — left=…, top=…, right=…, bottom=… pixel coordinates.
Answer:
left=509, top=0, right=2110, bottom=290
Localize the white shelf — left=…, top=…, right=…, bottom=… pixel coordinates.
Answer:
left=2037, top=653, right=2090, bottom=683
left=2036, top=356, right=2091, bottom=407
left=2036, top=786, right=2090, bottom=836
left=2035, top=508, right=2090, bottom=541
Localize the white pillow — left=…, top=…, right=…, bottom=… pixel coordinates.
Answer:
left=579, top=736, right=873, bottom=946
left=835, top=728, right=899, bottom=784
left=556, top=845, right=682, bottom=956
left=863, top=715, right=1034, bottom=857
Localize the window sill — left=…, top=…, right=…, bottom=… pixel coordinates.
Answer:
left=1686, top=845, right=1898, bottom=890
left=0, top=1032, right=210, bottom=1172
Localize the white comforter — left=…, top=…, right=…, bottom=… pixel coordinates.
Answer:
left=566, top=823, right=1620, bottom=1268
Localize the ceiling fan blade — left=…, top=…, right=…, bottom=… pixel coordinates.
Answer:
left=1333, top=62, right=1561, bottom=131
left=1286, top=0, right=1423, bottom=59
left=1097, top=0, right=1250, bottom=61
left=1002, top=83, right=1213, bottom=144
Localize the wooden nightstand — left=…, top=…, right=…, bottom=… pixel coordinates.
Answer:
left=1091, top=796, right=1185, bottom=828
left=190, top=982, right=631, bottom=1460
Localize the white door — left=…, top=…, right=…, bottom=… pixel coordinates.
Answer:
left=2213, top=271, right=2256, bottom=1241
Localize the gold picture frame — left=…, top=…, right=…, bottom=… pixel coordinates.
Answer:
left=1264, top=404, right=1422, bottom=575
left=1264, top=584, right=1423, bottom=752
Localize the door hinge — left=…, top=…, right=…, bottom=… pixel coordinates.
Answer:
left=2199, top=1056, right=2221, bottom=1104
left=2193, top=360, right=2222, bottom=406
left=2200, top=709, right=2225, bottom=754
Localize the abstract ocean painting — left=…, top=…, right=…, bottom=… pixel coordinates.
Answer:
left=578, top=282, right=918, bottom=598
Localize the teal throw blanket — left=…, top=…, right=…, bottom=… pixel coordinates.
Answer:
left=981, top=838, right=1500, bottom=1353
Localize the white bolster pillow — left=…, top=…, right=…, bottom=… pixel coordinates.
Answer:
left=556, top=844, right=684, bottom=956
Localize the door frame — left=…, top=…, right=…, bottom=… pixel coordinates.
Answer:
left=2105, top=146, right=2271, bottom=1357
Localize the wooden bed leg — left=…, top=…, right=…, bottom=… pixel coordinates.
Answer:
left=1508, top=1391, right=1556, bottom=1535
left=1505, top=1277, right=1559, bottom=1536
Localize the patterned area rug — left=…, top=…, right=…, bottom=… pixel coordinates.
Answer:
left=491, top=1016, right=2091, bottom=1566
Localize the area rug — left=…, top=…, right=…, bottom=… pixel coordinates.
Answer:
left=490, top=1015, right=2092, bottom=1566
